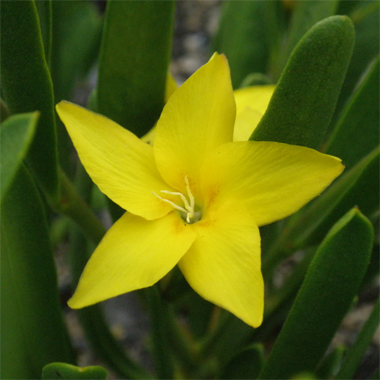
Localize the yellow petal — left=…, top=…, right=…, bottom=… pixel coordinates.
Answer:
left=68, top=211, right=196, bottom=308
left=56, top=101, right=174, bottom=220
left=201, top=141, right=344, bottom=226
left=141, top=125, right=156, bottom=146
left=141, top=83, right=273, bottom=145
left=233, top=107, right=263, bottom=142
left=234, top=85, right=275, bottom=115
left=179, top=201, right=263, bottom=327
left=154, top=53, right=236, bottom=199
left=233, top=85, right=275, bottom=141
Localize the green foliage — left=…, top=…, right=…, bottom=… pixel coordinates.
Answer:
left=337, top=0, right=379, bottom=112
left=335, top=296, right=380, bottom=379
left=274, top=0, right=339, bottom=78
left=50, top=1, right=102, bottom=177
left=35, top=0, right=52, bottom=66
left=97, top=0, right=175, bottom=137
left=326, top=56, right=379, bottom=170
left=1, top=166, right=75, bottom=379
left=0, top=112, right=38, bottom=202
left=315, top=345, right=345, bottom=379
left=50, top=1, right=102, bottom=103
left=251, top=16, right=354, bottom=149
left=220, top=344, right=264, bottom=379
left=259, top=208, right=374, bottom=379
left=42, top=362, right=107, bottom=379
left=1, top=0, right=59, bottom=201
left=213, top=1, right=269, bottom=88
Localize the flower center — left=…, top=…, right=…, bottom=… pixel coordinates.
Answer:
left=152, top=176, right=202, bottom=224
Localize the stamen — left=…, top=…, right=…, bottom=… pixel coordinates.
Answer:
left=185, top=176, right=195, bottom=211
left=152, top=176, right=198, bottom=224
left=152, top=191, right=188, bottom=214
left=160, top=190, right=191, bottom=211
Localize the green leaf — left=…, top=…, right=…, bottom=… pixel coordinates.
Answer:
left=144, top=286, right=174, bottom=379
left=42, top=363, right=107, bottom=379
left=2, top=245, right=33, bottom=379
left=315, top=345, right=345, bottom=379
left=97, top=0, right=175, bottom=137
left=220, top=344, right=264, bottom=379
left=325, top=56, right=379, bottom=170
left=251, top=15, right=355, bottom=150
left=213, top=1, right=270, bottom=88
left=35, top=0, right=52, bottom=66
left=0, top=98, right=10, bottom=122
left=335, top=296, right=380, bottom=379
left=1, top=166, right=75, bottom=379
left=51, top=1, right=102, bottom=102
left=239, top=73, right=273, bottom=88
left=274, top=0, right=338, bottom=79
left=0, top=0, right=59, bottom=201
left=291, top=372, right=317, bottom=380
left=337, top=1, right=361, bottom=16
left=0, top=112, right=39, bottom=202
left=259, top=208, right=374, bottom=379
left=336, top=1, right=379, bottom=113
left=50, top=1, right=102, bottom=178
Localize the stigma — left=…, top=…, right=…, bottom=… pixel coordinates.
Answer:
left=153, top=176, right=201, bottom=224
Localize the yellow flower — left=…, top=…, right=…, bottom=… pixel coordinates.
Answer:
left=56, top=53, right=343, bottom=327
left=142, top=73, right=274, bottom=144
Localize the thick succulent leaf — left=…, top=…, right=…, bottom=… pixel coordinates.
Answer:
left=0, top=0, right=59, bottom=201
left=337, top=0, right=361, bottom=15
left=2, top=243, right=33, bottom=379
left=251, top=16, right=355, bottom=150
left=259, top=208, right=374, bottom=379
left=1, top=166, right=74, bottom=379
left=336, top=1, right=379, bottom=113
left=97, top=0, right=175, bottom=137
left=221, top=344, right=264, bottom=379
left=42, top=363, right=107, bottom=379
left=0, top=112, right=38, bottom=203
left=145, top=286, right=174, bottom=379
left=35, top=0, right=52, bottom=66
left=335, top=296, right=380, bottom=379
left=326, top=56, right=379, bottom=170
left=274, top=0, right=338, bottom=78
left=315, top=345, right=345, bottom=379
left=51, top=1, right=102, bottom=102
left=50, top=1, right=102, bottom=176
left=213, top=1, right=269, bottom=88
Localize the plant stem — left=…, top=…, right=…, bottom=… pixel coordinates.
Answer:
left=56, top=168, right=105, bottom=244
left=144, top=286, right=174, bottom=379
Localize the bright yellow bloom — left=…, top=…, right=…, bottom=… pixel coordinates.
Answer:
left=142, top=73, right=275, bottom=144
left=56, top=53, right=343, bottom=327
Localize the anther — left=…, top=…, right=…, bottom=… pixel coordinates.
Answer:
left=152, top=175, right=196, bottom=223
left=152, top=191, right=188, bottom=215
